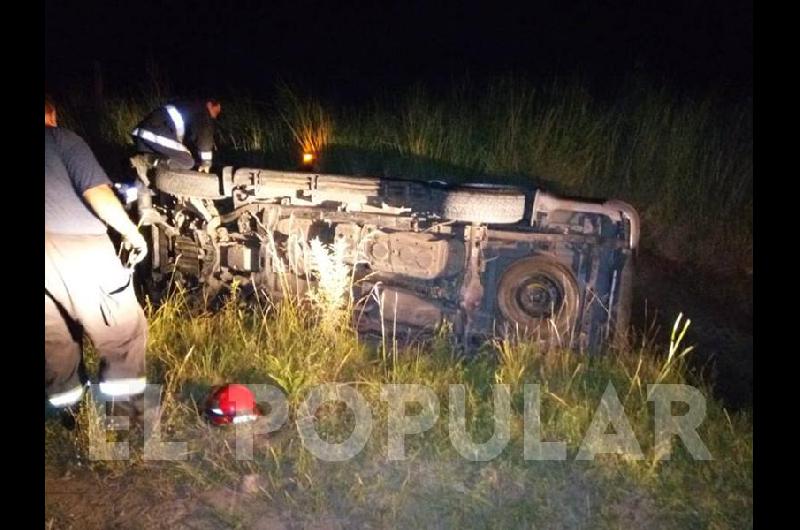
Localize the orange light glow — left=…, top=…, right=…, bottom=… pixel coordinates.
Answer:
left=303, top=152, right=314, bottom=165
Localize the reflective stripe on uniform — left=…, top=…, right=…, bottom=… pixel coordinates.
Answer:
left=199, top=151, right=213, bottom=161
left=99, top=377, right=147, bottom=397
left=48, top=384, right=85, bottom=407
left=164, top=105, right=185, bottom=142
left=131, top=128, right=191, bottom=153
left=232, top=414, right=258, bottom=424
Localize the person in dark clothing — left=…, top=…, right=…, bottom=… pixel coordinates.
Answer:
left=131, top=99, right=221, bottom=172
left=45, top=95, right=149, bottom=424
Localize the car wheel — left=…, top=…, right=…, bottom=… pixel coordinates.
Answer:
left=496, top=256, right=580, bottom=341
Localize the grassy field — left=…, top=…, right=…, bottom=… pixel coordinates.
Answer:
left=45, top=77, right=752, bottom=527
left=45, top=280, right=752, bottom=528
left=45, top=245, right=752, bottom=528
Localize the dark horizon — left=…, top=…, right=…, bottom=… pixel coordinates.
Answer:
left=45, top=0, right=752, bottom=100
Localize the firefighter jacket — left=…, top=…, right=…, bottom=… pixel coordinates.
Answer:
left=131, top=100, right=216, bottom=165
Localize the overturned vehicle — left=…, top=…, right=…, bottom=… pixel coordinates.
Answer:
left=126, top=158, right=639, bottom=353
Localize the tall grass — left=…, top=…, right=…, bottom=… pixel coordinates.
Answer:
left=331, top=77, right=751, bottom=271
left=276, top=82, right=334, bottom=158
left=64, top=75, right=749, bottom=272
left=45, top=284, right=752, bottom=527
left=44, top=241, right=751, bottom=527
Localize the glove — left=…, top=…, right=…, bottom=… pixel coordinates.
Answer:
left=123, top=231, right=148, bottom=268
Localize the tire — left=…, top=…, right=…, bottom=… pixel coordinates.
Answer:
left=436, top=184, right=526, bottom=224
left=496, top=256, right=580, bottom=340
left=154, top=168, right=226, bottom=199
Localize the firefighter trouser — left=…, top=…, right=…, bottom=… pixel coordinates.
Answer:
left=45, top=233, right=147, bottom=407
left=133, top=134, right=194, bottom=170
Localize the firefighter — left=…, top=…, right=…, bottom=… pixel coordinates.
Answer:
left=130, top=98, right=222, bottom=172
left=45, top=95, right=149, bottom=426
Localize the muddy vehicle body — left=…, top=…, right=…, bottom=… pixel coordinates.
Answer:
left=127, top=158, right=639, bottom=353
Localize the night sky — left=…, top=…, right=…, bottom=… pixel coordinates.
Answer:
left=45, top=0, right=752, bottom=98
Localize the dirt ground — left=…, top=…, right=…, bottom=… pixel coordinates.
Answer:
left=45, top=466, right=294, bottom=530
left=44, top=458, right=661, bottom=529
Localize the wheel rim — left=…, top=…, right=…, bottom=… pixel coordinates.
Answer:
left=497, top=257, right=579, bottom=336
left=515, top=275, right=564, bottom=319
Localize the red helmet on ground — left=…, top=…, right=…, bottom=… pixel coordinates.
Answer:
left=204, top=384, right=259, bottom=425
